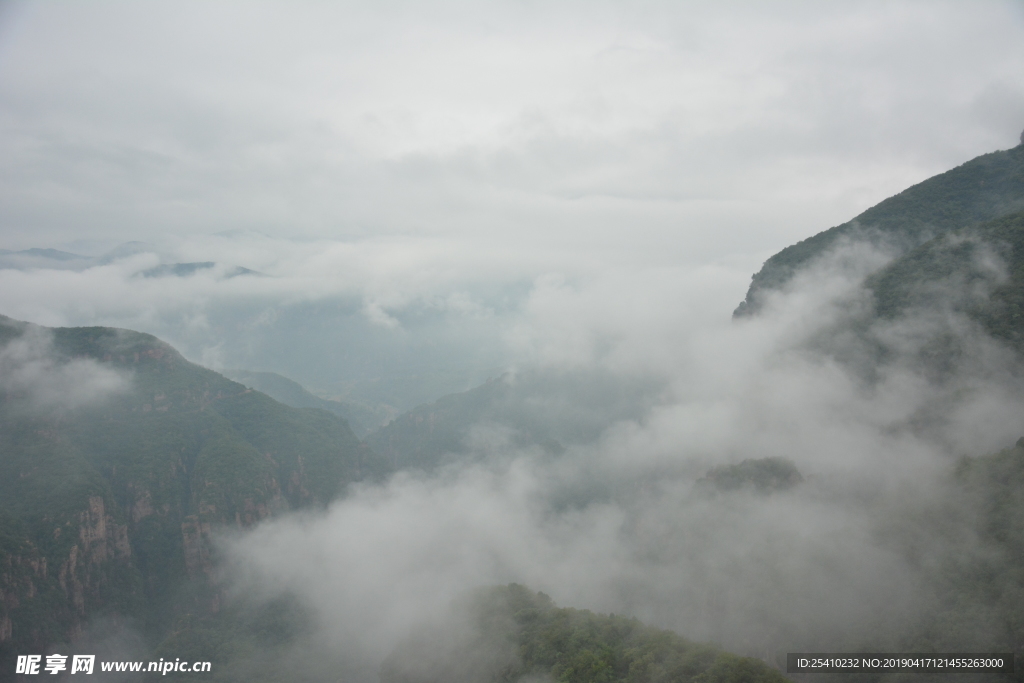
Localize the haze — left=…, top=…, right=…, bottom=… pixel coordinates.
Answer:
left=1, top=0, right=1022, bottom=405
left=2, top=2, right=1024, bottom=681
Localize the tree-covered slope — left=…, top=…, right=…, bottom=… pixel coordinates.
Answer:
left=736, top=142, right=1024, bottom=316
left=221, top=368, right=391, bottom=438
left=867, top=208, right=1024, bottom=352
left=0, top=315, right=388, bottom=670
left=822, top=438, right=1024, bottom=683
left=380, top=584, right=788, bottom=683
left=365, top=377, right=518, bottom=471
left=49, top=436, right=1024, bottom=683
left=366, top=372, right=660, bottom=472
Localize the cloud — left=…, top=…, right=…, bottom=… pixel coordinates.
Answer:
left=217, top=236, right=1024, bottom=680
left=0, top=4, right=1023, bottom=672
left=0, top=325, right=130, bottom=410
left=0, top=237, right=533, bottom=408
left=1, top=1, right=1022, bottom=258
left=1, top=1, right=1022, bottom=407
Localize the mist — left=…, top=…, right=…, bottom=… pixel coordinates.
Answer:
left=2, top=0, right=1023, bottom=409
left=0, top=325, right=130, bottom=411
left=209, top=235, right=1024, bottom=681
left=2, top=2, right=1024, bottom=681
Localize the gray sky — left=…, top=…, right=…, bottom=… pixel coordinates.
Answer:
left=0, top=0, right=1023, bottom=405
left=1, top=0, right=1022, bottom=261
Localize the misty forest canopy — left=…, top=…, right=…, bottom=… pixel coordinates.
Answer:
left=0, top=314, right=794, bottom=682
left=379, top=585, right=787, bottom=683
left=3, top=140, right=1024, bottom=682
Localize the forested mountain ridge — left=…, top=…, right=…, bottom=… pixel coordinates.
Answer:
left=380, top=584, right=788, bottom=683
left=365, top=376, right=519, bottom=471
left=867, top=208, right=1024, bottom=352
left=0, top=315, right=388, bottom=672
left=365, top=371, right=659, bottom=473
left=736, top=141, right=1024, bottom=316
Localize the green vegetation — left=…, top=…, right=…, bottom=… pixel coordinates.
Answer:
left=868, top=209, right=1024, bottom=353
left=366, top=377, right=515, bottom=470
left=222, top=369, right=392, bottom=438
left=366, top=371, right=657, bottom=472
left=736, top=143, right=1024, bottom=316
left=380, top=584, right=789, bottom=683
left=0, top=315, right=388, bottom=673
left=814, top=439, right=1024, bottom=683
left=7, top=129, right=1024, bottom=680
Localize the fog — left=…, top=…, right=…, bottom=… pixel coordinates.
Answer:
left=213, top=236, right=1024, bottom=681
left=0, top=325, right=130, bottom=411
left=2, top=1, right=1023, bottom=254
left=2, top=1, right=1023, bottom=407
left=2, top=2, right=1024, bottom=680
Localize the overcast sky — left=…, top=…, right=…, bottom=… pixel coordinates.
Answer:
left=0, top=1, right=1023, bottom=406
left=1, top=0, right=1022, bottom=265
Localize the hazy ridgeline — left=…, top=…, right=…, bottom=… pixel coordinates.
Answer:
left=3, top=149, right=1024, bottom=682
left=227, top=150, right=1024, bottom=679
left=222, top=230, right=1024, bottom=681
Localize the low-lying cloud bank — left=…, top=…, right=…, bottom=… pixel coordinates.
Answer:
left=0, top=235, right=551, bottom=409
left=0, top=232, right=761, bottom=410
left=218, top=238, right=1024, bottom=680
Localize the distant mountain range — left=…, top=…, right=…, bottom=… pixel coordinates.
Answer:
left=367, top=142, right=1024, bottom=474
left=365, top=370, right=663, bottom=472
left=5, top=138, right=1024, bottom=680
left=221, top=369, right=394, bottom=438
left=0, top=241, right=259, bottom=279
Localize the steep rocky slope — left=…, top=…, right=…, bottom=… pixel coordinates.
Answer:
left=0, top=315, right=388, bottom=670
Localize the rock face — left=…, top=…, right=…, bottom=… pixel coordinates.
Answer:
left=52, top=497, right=133, bottom=617
left=0, top=315, right=389, bottom=665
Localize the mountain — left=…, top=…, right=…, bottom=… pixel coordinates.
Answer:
left=0, top=248, right=85, bottom=262
left=0, top=315, right=388, bottom=672
left=380, top=584, right=788, bottom=683
left=221, top=369, right=393, bottom=438
left=0, top=243, right=258, bottom=279
left=95, top=241, right=160, bottom=264
left=868, top=208, right=1024, bottom=353
left=365, top=371, right=663, bottom=472
left=0, top=249, right=92, bottom=271
left=139, top=263, right=261, bottom=279
left=366, top=377, right=519, bottom=471
left=736, top=142, right=1024, bottom=316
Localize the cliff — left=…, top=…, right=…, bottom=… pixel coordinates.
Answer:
left=0, top=315, right=389, bottom=668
